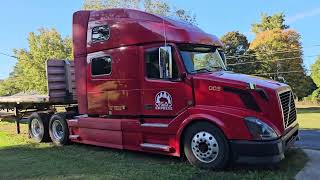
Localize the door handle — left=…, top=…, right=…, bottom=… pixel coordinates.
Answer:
left=144, top=104, right=153, bottom=110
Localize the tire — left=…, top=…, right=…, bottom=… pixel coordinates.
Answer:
left=49, top=113, right=70, bottom=146
left=28, top=112, right=51, bottom=143
left=183, top=121, right=230, bottom=170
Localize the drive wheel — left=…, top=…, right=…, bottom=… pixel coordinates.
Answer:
left=183, top=121, right=230, bottom=170
left=28, top=112, right=50, bottom=143
left=49, top=113, right=69, bottom=146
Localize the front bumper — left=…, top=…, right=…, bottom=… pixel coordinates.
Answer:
left=230, top=124, right=299, bottom=164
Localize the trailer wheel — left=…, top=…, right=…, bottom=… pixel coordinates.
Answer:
left=28, top=112, right=50, bottom=143
left=49, top=113, right=69, bottom=146
left=183, top=121, right=230, bottom=170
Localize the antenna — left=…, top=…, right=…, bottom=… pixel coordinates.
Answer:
left=162, top=18, right=167, bottom=47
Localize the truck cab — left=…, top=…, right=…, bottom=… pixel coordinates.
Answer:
left=28, top=8, right=298, bottom=170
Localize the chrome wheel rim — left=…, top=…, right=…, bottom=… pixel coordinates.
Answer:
left=31, top=118, right=42, bottom=138
left=52, top=120, right=64, bottom=140
left=191, top=131, right=219, bottom=163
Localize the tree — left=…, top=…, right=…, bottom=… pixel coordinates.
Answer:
left=308, top=88, right=320, bottom=103
left=251, top=13, right=289, bottom=34
left=297, top=75, right=317, bottom=101
left=311, top=56, right=320, bottom=87
left=82, top=0, right=196, bottom=24
left=83, top=0, right=140, bottom=10
left=221, top=31, right=249, bottom=56
left=0, top=28, right=72, bottom=96
left=248, top=12, right=315, bottom=99
left=250, top=29, right=311, bottom=99
left=220, top=31, right=258, bottom=74
left=143, top=0, right=169, bottom=16
left=0, top=77, right=20, bottom=96
left=309, top=56, right=320, bottom=102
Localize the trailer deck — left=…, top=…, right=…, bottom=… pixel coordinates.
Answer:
left=0, top=95, right=76, bottom=134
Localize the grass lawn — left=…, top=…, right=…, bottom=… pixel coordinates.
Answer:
left=297, top=105, right=320, bottom=129
left=0, top=120, right=307, bottom=180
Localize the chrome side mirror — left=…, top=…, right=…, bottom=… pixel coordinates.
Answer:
left=159, top=46, right=172, bottom=79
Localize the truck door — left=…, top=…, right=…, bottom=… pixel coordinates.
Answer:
left=142, top=44, right=193, bottom=116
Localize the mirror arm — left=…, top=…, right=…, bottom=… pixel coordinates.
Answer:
left=158, top=50, right=163, bottom=79
left=169, top=50, right=172, bottom=79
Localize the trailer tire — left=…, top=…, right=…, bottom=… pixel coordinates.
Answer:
left=28, top=112, right=50, bottom=143
left=49, top=113, right=69, bottom=146
left=183, top=121, right=230, bottom=170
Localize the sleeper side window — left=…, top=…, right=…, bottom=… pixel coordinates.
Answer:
left=91, top=56, right=112, bottom=76
left=144, top=47, right=179, bottom=80
left=92, top=25, right=110, bottom=43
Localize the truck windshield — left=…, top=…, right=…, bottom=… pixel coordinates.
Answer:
left=179, top=45, right=226, bottom=74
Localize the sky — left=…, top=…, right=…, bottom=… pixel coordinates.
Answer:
left=0, top=0, right=320, bottom=79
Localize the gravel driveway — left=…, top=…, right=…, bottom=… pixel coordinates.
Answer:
left=295, top=129, right=320, bottom=150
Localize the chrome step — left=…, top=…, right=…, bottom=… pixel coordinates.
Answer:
left=69, top=135, right=80, bottom=140
left=140, top=143, right=171, bottom=152
left=68, top=119, right=78, bottom=123
left=74, top=114, right=88, bottom=119
left=141, top=123, right=168, bottom=128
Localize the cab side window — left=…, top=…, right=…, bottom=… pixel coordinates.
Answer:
left=145, top=48, right=160, bottom=79
left=91, top=56, right=112, bottom=76
left=145, top=47, right=179, bottom=80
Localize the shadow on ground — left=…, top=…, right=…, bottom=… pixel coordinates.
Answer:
left=295, top=129, right=320, bottom=150
left=0, top=116, right=29, bottom=124
left=297, top=107, right=320, bottom=114
left=0, top=115, right=310, bottom=179
left=0, top=140, right=308, bottom=180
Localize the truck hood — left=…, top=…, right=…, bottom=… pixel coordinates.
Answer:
left=191, top=71, right=290, bottom=134
left=193, top=71, right=288, bottom=91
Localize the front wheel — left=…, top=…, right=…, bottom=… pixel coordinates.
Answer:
left=183, top=121, right=230, bottom=170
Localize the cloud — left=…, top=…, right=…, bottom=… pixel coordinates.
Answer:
left=287, top=7, right=320, bottom=23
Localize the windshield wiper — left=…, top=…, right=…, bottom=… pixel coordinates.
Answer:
left=190, top=68, right=211, bottom=73
left=211, top=66, right=225, bottom=71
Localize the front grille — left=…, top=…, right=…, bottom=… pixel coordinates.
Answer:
left=278, top=90, right=297, bottom=128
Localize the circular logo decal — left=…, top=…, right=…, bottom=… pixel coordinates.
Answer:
left=155, top=91, right=173, bottom=110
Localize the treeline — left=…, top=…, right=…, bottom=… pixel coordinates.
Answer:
left=0, top=28, right=72, bottom=95
left=220, top=13, right=317, bottom=99
left=308, top=56, right=320, bottom=102
left=0, top=0, right=319, bottom=102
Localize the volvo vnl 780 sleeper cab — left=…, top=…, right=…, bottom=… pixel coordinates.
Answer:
left=26, top=9, right=299, bottom=169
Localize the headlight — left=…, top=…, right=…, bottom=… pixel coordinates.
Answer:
left=244, top=117, right=278, bottom=140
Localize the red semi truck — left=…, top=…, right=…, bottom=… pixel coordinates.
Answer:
left=11, top=9, right=299, bottom=169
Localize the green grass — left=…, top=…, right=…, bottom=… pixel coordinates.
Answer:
left=297, top=105, right=320, bottom=129
left=0, top=121, right=308, bottom=180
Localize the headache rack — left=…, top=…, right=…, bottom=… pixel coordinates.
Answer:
left=278, top=90, right=297, bottom=128
left=46, top=59, right=77, bottom=103
left=0, top=59, right=77, bottom=134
